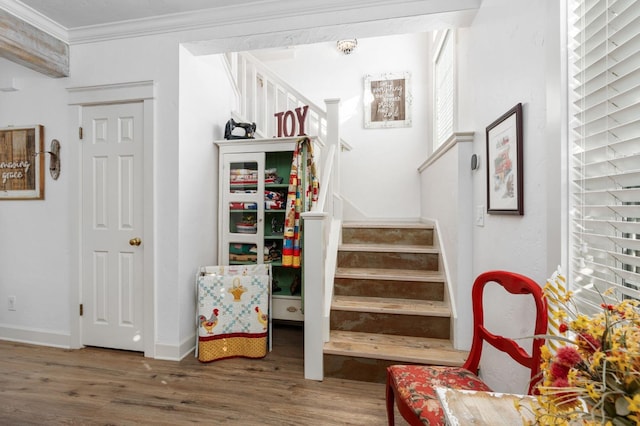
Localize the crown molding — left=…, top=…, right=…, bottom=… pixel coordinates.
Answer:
left=2, top=0, right=480, bottom=46
left=0, top=0, right=68, bottom=42
left=68, top=0, right=481, bottom=44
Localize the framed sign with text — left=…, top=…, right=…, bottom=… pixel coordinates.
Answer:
left=0, top=125, right=44, bottom=200
left=364, top=72, right=412, bottom=128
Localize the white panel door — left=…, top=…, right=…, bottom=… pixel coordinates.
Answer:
left=81, top=102, right=144, bottom=351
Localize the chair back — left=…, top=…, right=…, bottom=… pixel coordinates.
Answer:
left=462, top=270, right=547, bottom=394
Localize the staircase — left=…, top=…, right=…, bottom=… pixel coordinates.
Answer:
left=323, top=222, right=468, bottom=383
left=222, top=52, right=464, bottom=381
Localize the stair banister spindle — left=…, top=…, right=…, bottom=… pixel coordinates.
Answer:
left=246, top=60, right=253, bottom=121
left=325, top=99, right=340, bottom=191
left=238, top=52, right=330, bottom=142
left=249, top=62, right=256, bottom=122
left=239, top=56, right=247, bottom=119
left=259, top=73, right=267, bottom=137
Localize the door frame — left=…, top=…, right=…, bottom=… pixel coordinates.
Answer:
left=68, top=81, right=156, bottom=357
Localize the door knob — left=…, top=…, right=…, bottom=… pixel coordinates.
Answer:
left=129, top=237, right=142, bottom=247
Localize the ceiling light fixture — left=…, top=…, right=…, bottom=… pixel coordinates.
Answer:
left=337, top=39, right=358, bottom=55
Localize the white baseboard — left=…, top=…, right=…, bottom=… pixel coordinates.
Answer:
left=0, top=324, right=71, bottom=349
left=0, top=324, right=198, bottom=362
left=154, top=334, right=196, bottom=361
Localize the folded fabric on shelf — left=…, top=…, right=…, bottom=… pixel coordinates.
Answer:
left=265, top=200, right=285, bottom=210
left=229, top=202, right=258, bottom=210
left=264, top=190, right=284, bottom=201
left=229, top=243, right=257, bottom=255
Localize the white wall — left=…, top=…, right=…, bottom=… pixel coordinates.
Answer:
left=418, top=0, right=562, bottom=394
left=0, top=57, right=71, bottom=346
left=177, top=49, right=235, bottom=353
left=255, top=33, right=430, bottom=219
left=458, top=0, right=562, bottom=393
left=419, top=138, right=475, bottom=351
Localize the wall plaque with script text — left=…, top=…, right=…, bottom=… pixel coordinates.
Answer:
left=0, top=125, right=44, bottom=200
left=364, top=72, right=412, bottom=129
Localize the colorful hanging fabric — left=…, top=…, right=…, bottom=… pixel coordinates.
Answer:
left=282, top=137, right=319, bottom=268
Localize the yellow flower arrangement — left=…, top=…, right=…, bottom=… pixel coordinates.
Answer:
left=519, top=275, right=640, bottom=425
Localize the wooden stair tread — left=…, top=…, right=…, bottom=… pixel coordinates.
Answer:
left=324, top=330, right=468, bottom=366
left=339, top=243, right=437, bottom=253
left=332, top=295, right=450, bottom=317
left=335, top=267, right=444, bottom=282
left=327, top=221, right=455, bottom=382
left=342, top=221, right=433, bottom=229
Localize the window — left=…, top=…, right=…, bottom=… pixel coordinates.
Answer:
left=569, top=0, right=640, bottom=310
left=433, top=29, right=455, bottom=151
left=622, top=191, right=640, bottom=296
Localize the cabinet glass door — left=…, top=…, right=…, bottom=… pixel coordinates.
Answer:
left=229, top=160, right=258, bottom=235
left=222, top=153, right=264, bottom=265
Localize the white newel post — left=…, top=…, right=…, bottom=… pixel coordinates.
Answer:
left=302, top=211, right=327, bottom=380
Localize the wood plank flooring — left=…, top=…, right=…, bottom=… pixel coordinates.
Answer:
left=0, top=325, right=390, bottom=425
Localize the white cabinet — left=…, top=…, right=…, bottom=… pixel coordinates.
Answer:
left=216, top=138, right=304, bottom=322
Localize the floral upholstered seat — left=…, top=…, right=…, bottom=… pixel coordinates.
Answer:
left=386, top=271, right=548, bottom=426
left=386, top=365, right=492, bottom=425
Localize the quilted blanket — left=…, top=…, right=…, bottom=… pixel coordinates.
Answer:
left=196, top=265, right=271, bottom=362
left=282, top=136, right=319, bottom=268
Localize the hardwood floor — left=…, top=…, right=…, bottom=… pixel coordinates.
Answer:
left=0, top=324, right=390, bottom=425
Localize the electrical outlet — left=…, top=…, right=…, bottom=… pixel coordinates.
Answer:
left=8, top=296, right=16, bottom=311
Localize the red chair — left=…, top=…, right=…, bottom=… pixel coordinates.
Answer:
left=385, top=270, right=548, bottom=425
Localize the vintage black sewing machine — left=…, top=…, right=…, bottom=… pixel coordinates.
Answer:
left=224, top=118, right=257, bottom=140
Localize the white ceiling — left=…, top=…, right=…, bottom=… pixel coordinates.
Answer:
left=18, top=0, right=260, bottom=28
left=5, top=0, right=481, bottom=48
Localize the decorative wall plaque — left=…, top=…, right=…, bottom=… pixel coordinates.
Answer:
left=0, top=125, right=44, bottom=200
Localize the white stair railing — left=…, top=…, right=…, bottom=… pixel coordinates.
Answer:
left=225, top=51, right=353, bottom=153
left=224, top=52, right=343, bottom=380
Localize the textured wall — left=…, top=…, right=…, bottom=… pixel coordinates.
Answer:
left=461, top=0, right=562, bottom=393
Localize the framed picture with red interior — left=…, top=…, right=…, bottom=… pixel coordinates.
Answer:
left=485, top=103, right=523, bottom=215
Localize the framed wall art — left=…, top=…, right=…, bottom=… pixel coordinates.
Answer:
left=364, top=71, right=412, bottom=128
left=0, top=125, right=45, bottom=200
left=485, top=103, right=523, bottom=215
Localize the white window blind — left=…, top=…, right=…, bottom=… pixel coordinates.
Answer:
left=570, top=0, right=640, bottom=311
left=434, top=30, right=454, bottom=150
